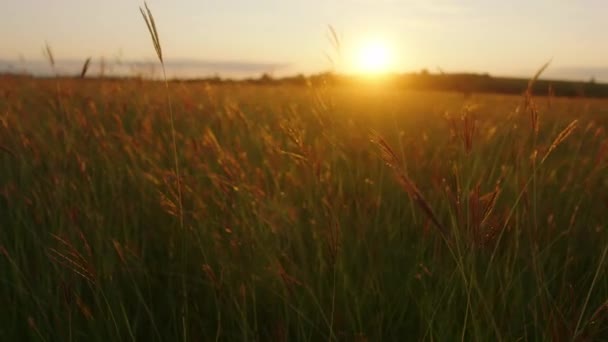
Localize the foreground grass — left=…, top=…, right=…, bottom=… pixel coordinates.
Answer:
left=0, top=77, right=607, bottom=341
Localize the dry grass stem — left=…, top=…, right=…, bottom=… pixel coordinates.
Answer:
left=80, top=57, right=92, bottom=78
left=541, top=119, right=579, bottom=164
left=371, top=131, right=448, bottom=237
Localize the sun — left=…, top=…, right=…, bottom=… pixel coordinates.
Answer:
left=354, top=39, right=394, bottom=74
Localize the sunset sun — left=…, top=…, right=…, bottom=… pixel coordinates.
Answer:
left=354, top=39, right=394, bottom=74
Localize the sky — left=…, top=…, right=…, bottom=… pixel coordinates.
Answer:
left=1, top=0, right=608, bottom=80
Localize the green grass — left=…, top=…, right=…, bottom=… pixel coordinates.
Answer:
left=0, top=76, right=607, bottom=341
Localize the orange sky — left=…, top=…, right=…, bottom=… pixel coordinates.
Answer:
left=2, top=0, right=608, bottom=80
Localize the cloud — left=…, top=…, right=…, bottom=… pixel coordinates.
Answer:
left=0, top=58, right=291, bottom=78
left=544, top=66, right=608, bottom=82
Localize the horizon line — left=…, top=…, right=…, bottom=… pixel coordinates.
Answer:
left=1, top=58, right=607, bottom=83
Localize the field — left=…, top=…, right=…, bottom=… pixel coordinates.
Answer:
left=1, top=76, right=607, bottom=341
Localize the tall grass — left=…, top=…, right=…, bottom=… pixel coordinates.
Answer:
left=0, top=8, right=606, bottom=342
left=140, top=2, right=183, bottom=231
left=140, top=3, right=190, bottom=340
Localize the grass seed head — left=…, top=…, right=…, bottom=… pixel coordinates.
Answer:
left=80, top=57, right=91, bottom=78
left=370, top=130, right=447, bottom=237
left=541, top=119, right=578, bottom=164
left=140, top=2, right=163, bottom=63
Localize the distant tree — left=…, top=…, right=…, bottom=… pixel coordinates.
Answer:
left=589, top=77, right=596, bottom=84
left=206, top=74, right=222, bottom=84
left=285, top=73, right=307, bottom=86
left=294, top=73, right=306, bottom=82
left=420, top=68, right=430, bottom=76
left=259, top=73, right=274, bottom=84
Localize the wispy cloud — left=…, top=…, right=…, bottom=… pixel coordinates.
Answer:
left=544, top=66, right=608, bottom=82
left=0, top=58, right=291, bottom=78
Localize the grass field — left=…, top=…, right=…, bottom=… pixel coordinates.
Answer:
left=1, top=75, right=607, bottom=341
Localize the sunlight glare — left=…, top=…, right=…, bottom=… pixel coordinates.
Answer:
left=354, top=39, right=393, bottom=74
